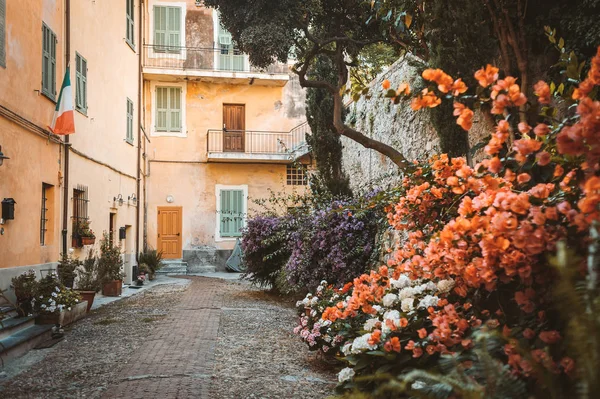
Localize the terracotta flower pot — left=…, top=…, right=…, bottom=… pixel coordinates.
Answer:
left=102, top=280, right=122, bottom=297
left=77, top=290, right=96, bottom=312
left=81, top=236, right=96, bottom=246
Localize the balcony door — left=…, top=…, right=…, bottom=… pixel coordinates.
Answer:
left=223, top=104, right=245, bottom=152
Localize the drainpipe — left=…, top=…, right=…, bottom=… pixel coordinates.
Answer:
left=61, top=0, right=71, bottom=255
left=135, top=0, right=143, bottom=260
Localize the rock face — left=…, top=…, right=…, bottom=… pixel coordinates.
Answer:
left=341, top=55, right=491, bottom=189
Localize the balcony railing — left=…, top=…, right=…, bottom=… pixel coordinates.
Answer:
left=143, top=44, right=289, bottom=75
left=207, top=122, right=310, bottom=156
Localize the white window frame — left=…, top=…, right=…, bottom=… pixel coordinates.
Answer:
left=212, top=10, right=249, bottom=72
left=149, top=1, right=186, bottom=60
left=150, top=80, right=187, bottom=137
left=215, top=184, right=248, bottom=242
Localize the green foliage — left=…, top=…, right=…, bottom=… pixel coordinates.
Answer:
left=10, top=270, right=38, bottom=317
left=306, top=55, right=353, bottom=198
left=57, top=253, right=82, bottom=288
left=33, top=273, right=81, bottom=315
left=75, top=249, right=101, bottom=292
left=97, top=233, right=124, bottom=284
left=138, top=248, right=164, bottom=280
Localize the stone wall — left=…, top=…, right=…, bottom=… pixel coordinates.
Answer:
left=342, top=55, right=491, bottom=188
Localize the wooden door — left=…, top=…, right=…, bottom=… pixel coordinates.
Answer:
left=157, top=207, right=182, bottom=259
left=223, top=104, right=245, bottom=152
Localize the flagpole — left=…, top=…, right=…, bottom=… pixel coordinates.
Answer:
left=61, top=0, right=71, bottom=255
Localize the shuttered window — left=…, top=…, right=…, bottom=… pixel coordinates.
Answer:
left=0, top=0, right=6, bottom=68
left=153, top=6, right=181, bottom=53
left=155, top=86, right=182, bottom=133
left=126, top=98, right=134, bottom=143
left=75, top=53, right=87, bottom=113
left=42, top=23, right=57, bottom=100
left=219, top=189, right=245, bottom=237
left=126, top=0, right=135, bottom=48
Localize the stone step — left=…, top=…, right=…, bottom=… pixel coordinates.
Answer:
left=157, top=260, right=188, bottom=275
left=156, top=268, right=188, bottom=275
left=0, top=315, right=36, bottom=340
left=0, top=323, right=53, bottom=365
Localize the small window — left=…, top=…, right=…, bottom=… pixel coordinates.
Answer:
left=0, top=0, right=6, bottom=68
left=219, top=189, right=245, bottom=237
left=75, top=53, right=87, bottom=113
left=287, top=164, right=308, bottom=186
left=126, top=0, right=135, bottom=49
left=72, top=185, right=89, bottom=241
left=42, top=23, right=57, bottom=100
left=153, top=5, right=181, bottom=53
left=40, top=183, right=52, bottom=245
left=126, top=98, right=134, bottom=143
left=155, top=86, right=182, bottom=133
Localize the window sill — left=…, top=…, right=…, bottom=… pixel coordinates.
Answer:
left=151, top=131, right=187, bottom=138
left=124, top=138, right=134, bottom=146
left=41, top=91, right=57, bottom=104
left=76, top=107, right=88, bottom=117
left=126, top=40, right=136, bottom=53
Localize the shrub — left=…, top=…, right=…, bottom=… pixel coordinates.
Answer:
left=75, top=249, right=101, bottom=292
left=32, top=273, right=81, bottom=315
left=97, top=233, right=124, bottom=284
left=10, top=270, right=38, bottom=317
left=57, top=253, right=82, bottom=288
left=241, top=215, right=293, bottom=290
left=285, top=200, right=378, bottom=292
left=138, top=249, right=164, bottom=280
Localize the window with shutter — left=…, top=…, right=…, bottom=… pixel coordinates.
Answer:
left=219, top=189, right=245, bottom=237
left=75, top=52, right=87, bottom=113
left=155, top=86, right=182, bottom=133
left=153, top=6, right=181, bottom=53
left=42, top=23, right=57, bottom=100
left=126, top=0, right=135, bottom=48
left=0, top=0, right=6, bottom=68
left=126, top=98, right=134, bottom=143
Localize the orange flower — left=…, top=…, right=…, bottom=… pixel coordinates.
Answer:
left=422, top=68, right=454, bottom=93
left=539, top=330, right=561, bottom=344
left=368, top=329, right=382, bottom=345
left=382, top=79, right=391, bottom=90
left=523, top=328, right=536, bottom=339
left=399, top=317, right=408, bottom=327
left=536, top=151, right=551, bottom=166
left=384, top=337, right=402, bottom=353
left=513, top=139, right=542, bottom=156
left=418, top=328, right=428, bottom=339
left=553, top=164, right=565, bottom=178
left=455, top=104, right=474, bottom=131
left=405, top=340, right=416, bottom=351
left=451, top=79, right=468, bottom=96
left=560, top=357, right=575, bottom=374
left=518, top=122, right=532, bottom=134
left=397, top=82, right=411, bottom=96
left=487, top=156, right=502, bottom=173
left=412, top=347, right=423, bottom=358
left=533, top=123, right=550, bottom=137
left=517, top=173, right=531, bottom=184
left=533, top=80, right=551, bottom=104
left=411, top=89, right=442, bottom=110
left=474, top=64, right=499, bottom=87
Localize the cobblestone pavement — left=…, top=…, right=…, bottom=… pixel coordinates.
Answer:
left=0, top=276, right=336, bottom=399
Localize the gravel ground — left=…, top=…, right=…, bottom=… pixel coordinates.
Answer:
left=0, top=278, right=337, bottom=399
left=210, top=281, right=337, bottom=399
left=0, top=284, right=188, bottom=399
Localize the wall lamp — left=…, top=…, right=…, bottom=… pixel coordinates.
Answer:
left=128, top=193, right=137, bottom=206
left=0, top=145, right=10, bottom=167
left=114, top=194, right=124, bottom=206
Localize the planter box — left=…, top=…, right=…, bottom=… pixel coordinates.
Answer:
left=102, top=280, right=122, bottom=297
left=76, top=290, right=96, bottom=312
left=36, top=301, right=88, bottom=326
left=81, top=236, right=96, bottom=246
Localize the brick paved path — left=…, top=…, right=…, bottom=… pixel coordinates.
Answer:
left=103, top=277, right=226, bottom=399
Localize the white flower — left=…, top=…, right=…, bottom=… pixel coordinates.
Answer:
left=398, top=287, right=416, bottom=300
left=423, top=281, right=438, bottom=292
left=390, top=274, right=411, bottom=289
left=55, top=286, right=61, bottom=293
left=322, top=320, right=332, bottom=327
left=350, top=333, right=378, bottom=354
left=67, top=307, right=71, bottom=311
left=316, top=285, right=324, bottom=293
left=296, top=300, right=303, bottom=307
left=332, top=294, right=339, bottom=300
left=373, top=305, right=383, bottom=314
left=338, top=367, right=355, bottom=383
left=418, top=295, right=439, bottom=309
left=323, top=335, right=332, bottom=343
left=51, top=292, right=58, bottom=297
left=41, top=304, right=47, bottom=309
left=382, top=293, right=398, bottom=307
left=310, top=297, right=319, bottom=306
left=320, top=280, right=327, bottom=285
left=341, top=342, right=353, bottom=355
left=437, top=279, right=455, bottom=294
left=310, top=309, right=317, bottom=317
left=401, top=298, right=415, bottom=313
left=382, top=310, right=401, bottom=335
left=363, top=318, right=380, bottom=332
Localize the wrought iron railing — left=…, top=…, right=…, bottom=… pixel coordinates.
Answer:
left=207, top=122, right=310, bottom=155
left=143, top=44, right=289, bottom=74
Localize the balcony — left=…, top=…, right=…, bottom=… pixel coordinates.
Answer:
left=207, top=122, right=310, bottom=163
left=142, top=45, right=290, bottom=86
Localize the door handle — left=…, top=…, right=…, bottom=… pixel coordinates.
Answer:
left=176, top=233, right=180, bottom=236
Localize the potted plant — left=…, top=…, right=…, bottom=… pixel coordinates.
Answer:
left=10, top=270, right=38, bottom=317
left=33, top=273, right=86, bottom=326
left=138, top=249, right=164, bottom=281
left=97, top=233, right=124, bottom=297
left=57, top=253, right=81, bottom=288
left=76, top=219, right=96, bottom=246
left=75, top=249, right=101, bottom=312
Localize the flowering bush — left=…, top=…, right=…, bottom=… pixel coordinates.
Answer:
left=294, top=46, right=600, bottom=396
left=33, top=273, right=81, bottom=315
left=285, top=200, right=378, bottom=292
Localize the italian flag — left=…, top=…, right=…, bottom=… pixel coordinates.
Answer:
left=49, top=67, right=75, bottom=135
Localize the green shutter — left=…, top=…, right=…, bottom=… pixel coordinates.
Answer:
left=156, top=87, right=168, bottom=131
left=0, top=0, right=6, bottom=68
left=168, top=87, right=181, bottom=132
left=154, top=6, right=180, bottom=53
left=126, top=0, right=134, bottom=47
left=154, top=6, right=167, bottom=50
left=167, top=7, right=181, bottom=49
left=75, top=53, right=87, bottom=112
left=220, top=190, right=244, bottom=237
left=127, top=98, right=134, bottom=143
left=42, top=24, right=56, bottom=99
